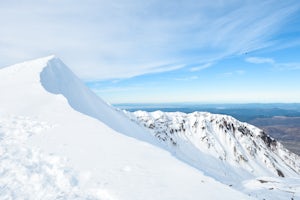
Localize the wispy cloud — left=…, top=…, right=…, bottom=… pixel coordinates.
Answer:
left=174, top=76, right=198, bottom=81
left=222, top=72, right=234, bottom=77
left=189, top=63, right=213, bottom=72
left=92, top=86, right=143, bottom=93
left=245, top=56, right=300, bottom=70
left=236, top=70, right=245, bottom=75
left=275, top=62, right=300, bottom=70
left=245, top=57, right=275, bottom=64
left=220, top=70, right=245, bottom=77
left=0, top=0, right=299, bottom=79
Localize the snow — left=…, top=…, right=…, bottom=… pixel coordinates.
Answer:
left=127, top=110, right=300, bottom=199
left=0, top=56, right=253, bottom=199
left=242, top=177, right=300, bottom=199
left=40, top=57, right=154, bottom=142
left=0, top=115, right=99, bottom=199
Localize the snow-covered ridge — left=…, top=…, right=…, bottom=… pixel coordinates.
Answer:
left=0, top=55, right=156, bottom=143
left=127, top=110, right=300, bottom=181
left=1, top=55, right=299, bottom=199
left=40, top=57, right=142, bottom=137
left=0, top=56, right=256, bottom=199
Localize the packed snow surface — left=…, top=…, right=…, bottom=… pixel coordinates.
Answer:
left=0, top=56, right=254, bottom=199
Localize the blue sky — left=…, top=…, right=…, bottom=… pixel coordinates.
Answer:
left=1, top=0, right=300, bottom=103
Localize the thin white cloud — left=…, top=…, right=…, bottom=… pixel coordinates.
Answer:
left=0, top=0, right=299, bottom=79
left=275, top=62, right=300, bottom=70
left=222, top=72, right=233, bottom=77
left=246, top=56, right=300, bottom=70
left=174, top=76, right=198, bottom=81
left=236, top=70, right=245, bottom=75
left=189, top=63, right=213, bottom=72
left=92, top=86, right=143, bottom=93
left=221, top=70, right=246, bottom=77
left=245, top=57, right=275, bottom=64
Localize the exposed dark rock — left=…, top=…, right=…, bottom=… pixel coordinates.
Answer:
left=149, top=124, right=155, bottom=129
left=276, top=169, right=285, bottom=177
left=260, top=131, right=277, bottom=148
left=238, top=125, right=253, bottom=136
left=258, top=179, right=268, bottom=183
left=170, top=137, right=177, bottom=146
left=223, top=120, right=232, bottom=130
left=232, top=123, right=236, bottom=132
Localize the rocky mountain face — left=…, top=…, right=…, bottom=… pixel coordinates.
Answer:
left=126, top=110, right=300, bottom=183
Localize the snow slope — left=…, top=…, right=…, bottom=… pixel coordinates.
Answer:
left=0, top=56, right=252, bottom=199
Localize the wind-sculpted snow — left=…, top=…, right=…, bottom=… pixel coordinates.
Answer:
left=0, top=56, right=254, bottom=199
left=40, top=57, right=156, bottom=143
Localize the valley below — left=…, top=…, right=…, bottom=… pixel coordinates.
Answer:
left=249, top=117, right=300, bottom=155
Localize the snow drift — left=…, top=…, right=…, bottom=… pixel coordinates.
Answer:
left=41, top=56, right=157, bottom=142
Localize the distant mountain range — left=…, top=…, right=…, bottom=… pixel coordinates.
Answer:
left=115, top=103, right=300, bottom=121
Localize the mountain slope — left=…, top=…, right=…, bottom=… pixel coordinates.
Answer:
left=0, top=56, right=252, bottom=200
left=126, top=110, right=300, bottom=199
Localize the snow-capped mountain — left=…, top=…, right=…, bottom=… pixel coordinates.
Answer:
left=127, top=111, right=300, bottom=182
left=0, top=56, right=253, bottom=200
left=0, top=56, right=299, bottom=199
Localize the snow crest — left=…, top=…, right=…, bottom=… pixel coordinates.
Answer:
left=40, top=57, right=156, bottom=143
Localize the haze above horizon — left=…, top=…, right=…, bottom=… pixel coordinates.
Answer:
left=1, top=0, right=300, bottom=103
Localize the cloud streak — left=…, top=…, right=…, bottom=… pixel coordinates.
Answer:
left=220, top=70, right=245, bottom=77
left=245, top=56, right=300, bottom=70
left=245, top=57, right=275, bottom=64
left=189, top=63, right=213, bottom=72
left=174, top=76, right=198, bottom=81
left=0, top=0, right=299, bottom=79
